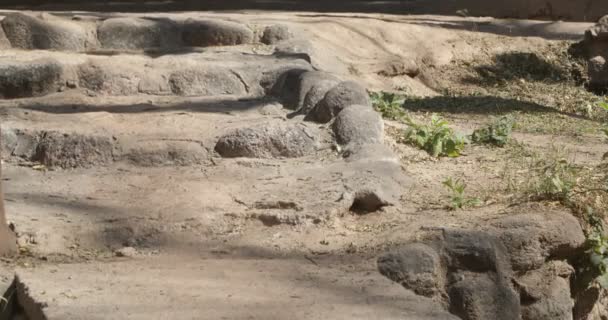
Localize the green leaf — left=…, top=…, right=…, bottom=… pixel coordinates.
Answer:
left=598, top=273, right=608, bottom=289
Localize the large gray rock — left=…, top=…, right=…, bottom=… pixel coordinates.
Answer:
left=309, top=81, right=371, bottom=123
left=448, top=271, right=520, bottom=320
left=443, top=230, right=510, bottom=273
left=332, top=105, right=384, bottom=145
left=0, top=59, right=62, bottom=99
left=1, top=13, right=93, bottom=51
left=343, top=159, right=408, bottom=213
left=32, top=131, right=114, bottom=168
left=492, top=212, right=585, bottom=271
left=377, top=243, right=444, bottom=298
left=182, top=19, right=253, bottom=47
left=215, top=122, right=317, bottom=158
left=77, top=61, right=142, bottom=96
left=301, top=78, right=339, bottom=114
left=168, top=68, right=247, bottom=96
left=443, top=230, right=520, bottom=320
left=261, top=24, right=292, bottom=45
left=517, top=261, right=574, bottom=320
left=272, top=70, right=338, bottom=110
left=97, top=17, right=180, bottom=50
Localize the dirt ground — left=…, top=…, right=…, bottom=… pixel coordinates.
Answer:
left=0, top=9, right=606, bottom=319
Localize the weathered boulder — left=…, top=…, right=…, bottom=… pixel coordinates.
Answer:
left=378, top=217, right=584, bottom=320
left=182, top=19, right=253, bottom=47
left=492, top=212, right=585, bottom=271
left=78, top=61, right=142, bottom=96
left=309, top=81, right=371, bottom=123
left=581, top=16, right=608, bottom=91
left=168, top=68, right=247, bottom=96
left=97, top=17, right=180, bottom=50
left=343, top=159, right=408, bottom=213
left=32, top=131, right=114, bottom=168
left=377, top=243, right=444, bottom=297
left=332, top=104, right=384, bottom=145
left=0, top=59, right=62, bottom=99
left=215, top=122, right=318, bottom=158
left=261, top=24, right=292, bottom=45
left=448, top=271, right=520, bottom=320
left=517, top=261, right=574, bottom=320
left=301, top=78, right=339, bottom=114
left=1, top=13, right=93, bottom=51
left=443, top=230, right=510, bottom=273
left=272, top=70, right=338, bottom=110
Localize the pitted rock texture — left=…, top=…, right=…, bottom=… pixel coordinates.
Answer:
left=168, top=68, right=248, bottom=96
left=0, top=58, right=62, bottom=99
left=32, top=131, right=115, bottom=168
left=308, top=81, right=371, bottom=123
left=378, top=212, right=586, bottom=320
left=215, top=122, right=318, bottom=158
left=261, top=24, right=292, bottom=45
left=1, top=13, right=94, bottom=51
left=97, top=17, right=180, bottom=50
left=332, top=105, right=384, bottom=146
left=182, top=18, right=254, bottom=47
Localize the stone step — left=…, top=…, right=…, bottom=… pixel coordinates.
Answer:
left=0, top=13, right=295, bottom=52
left=0, top=49, right=311, bottom=99
left=11, top=256, right=458, bottom=320
left=1, top=94, right=332, bottom=168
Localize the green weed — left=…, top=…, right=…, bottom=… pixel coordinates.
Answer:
left=370, top=91, right=407, bottom=121
left=442, top=177, right=481, bottom=210
left=404, top=114, right=467, bottom=157
left=471, top=115, right=515, bottom=147
left=586, top=207, right=608, bottom=288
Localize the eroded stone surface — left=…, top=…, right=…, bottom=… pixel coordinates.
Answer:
left=97, top=17, right=180, bottom=50
left=215, top=122, right=318, bottom=158
left=1, top=13, right=94, bottom=51
left=332, top=105, right=384, bottom=146
left=309, top=81, right=371, bottom=123
left=0, top=59, right=62, bottom=99
left=182, top=18, right=253, bottom=47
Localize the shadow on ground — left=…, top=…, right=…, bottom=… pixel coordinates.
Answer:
left=402, top=95, right=587, bottom=119
left=20, top=97, right=273, bottom=114
left=462, top=52, right=572, bottom=86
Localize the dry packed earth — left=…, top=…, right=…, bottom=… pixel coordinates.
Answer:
left=0, top=9, right=607, bottom=320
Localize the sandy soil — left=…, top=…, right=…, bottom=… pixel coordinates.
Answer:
left=0, top=10, right=605, bottom=320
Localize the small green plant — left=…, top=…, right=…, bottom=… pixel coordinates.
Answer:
left=471, top=115, right=515, bottom=147
left=503, top=144, right=580, bottom=201
left=586, top=207, right=608, bottom=288
left=370, top=91, right=407, bottom=121
left=442, top=177, right=481, bottom=210
left=404, top=114, right=467, bottom=157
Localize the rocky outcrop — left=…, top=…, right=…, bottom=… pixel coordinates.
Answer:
left=378, top=211, right=587, bottom=320
left=580, top=16, right=608, bottom=91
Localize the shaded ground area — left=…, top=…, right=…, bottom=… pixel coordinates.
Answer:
left=1, top=0, right=608, bottom=22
